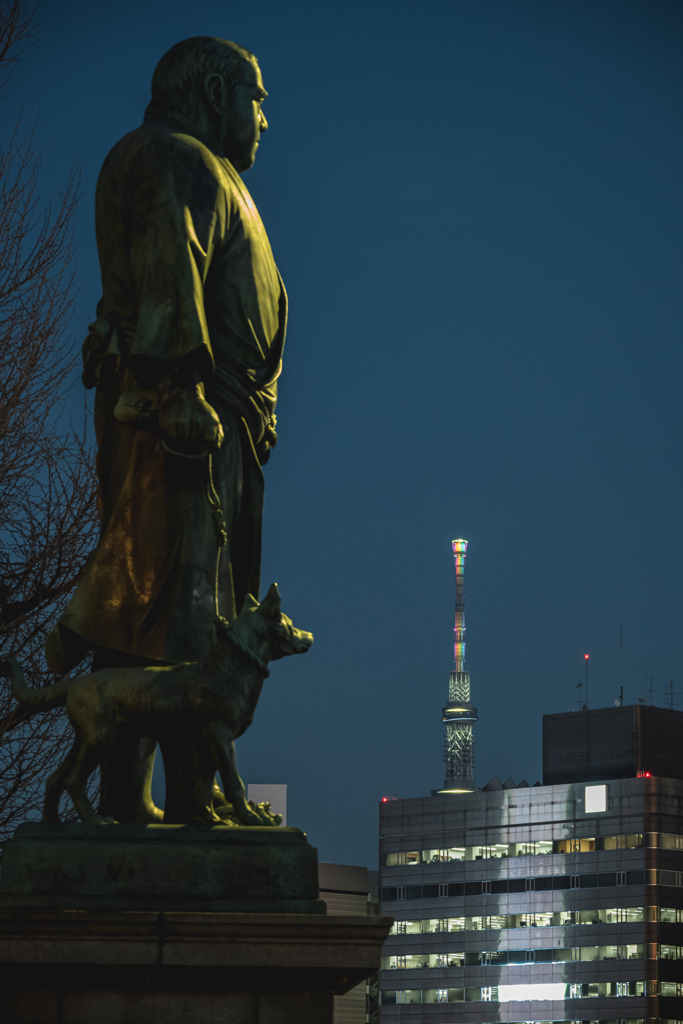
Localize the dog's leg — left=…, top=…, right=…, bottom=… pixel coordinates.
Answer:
left=99, top=735, right=162, bottom=823
left=42, top=737, right=81, bottom=822
left=215, top=737, right=280, bottom=827
left=64, top=740, right=115, bottom=824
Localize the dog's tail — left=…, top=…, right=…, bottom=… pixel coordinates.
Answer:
left=7, top=656, right=71, bottom=714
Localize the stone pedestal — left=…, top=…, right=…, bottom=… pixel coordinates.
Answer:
left=0, top=909, right=392, bottom=1024
left=0, top=823, right=393, bottom=1022
left=0, top=822, right=323, bottom=913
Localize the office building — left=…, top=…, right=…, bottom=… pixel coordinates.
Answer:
left=377, top=546, right=683, bottom=1022
left=319, top=861, right=380, bottom=1024
left=378, top=708, right=683, bottom=1023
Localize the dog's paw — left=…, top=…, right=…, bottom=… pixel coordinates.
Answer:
left=238, top=799, right=282, bottom=827
left=188, top=806, right=223, bottom=826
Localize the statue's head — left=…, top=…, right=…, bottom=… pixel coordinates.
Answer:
left=146, top=36, right=268, bottom=172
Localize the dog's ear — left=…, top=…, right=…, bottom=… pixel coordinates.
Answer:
left=240, top=593, right=260, bottom=614
left=259, top=582, right=281, bottom=620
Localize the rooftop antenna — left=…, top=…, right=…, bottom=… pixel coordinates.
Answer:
left=439, top=539, right=477, bottom=793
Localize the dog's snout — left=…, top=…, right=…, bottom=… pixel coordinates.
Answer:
left=294, top=629, right=314, bottom=651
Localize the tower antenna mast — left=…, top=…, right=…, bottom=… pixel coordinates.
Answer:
left=440, top=539, right=478, bottom=793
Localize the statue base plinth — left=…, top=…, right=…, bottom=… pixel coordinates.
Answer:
left=0, top=822, right=324, bottom=914
left=0, top=909, right=393, bottom=1024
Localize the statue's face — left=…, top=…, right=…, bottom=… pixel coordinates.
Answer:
left=220, top=59, right=268, bottom=171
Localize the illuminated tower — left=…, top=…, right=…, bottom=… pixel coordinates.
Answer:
left=441, top=539, right=478, bottom=792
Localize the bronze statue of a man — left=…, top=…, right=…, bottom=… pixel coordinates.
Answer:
left=46, top=37, right=286, bottom=819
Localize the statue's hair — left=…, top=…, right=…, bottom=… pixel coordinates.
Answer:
left=145, top=36, right=256, bottom=124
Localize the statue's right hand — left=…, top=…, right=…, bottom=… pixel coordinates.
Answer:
left=158, top=385, right=224, bottom=449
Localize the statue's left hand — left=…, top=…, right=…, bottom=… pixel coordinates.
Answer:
left=159, top=384, right=224, bottom=449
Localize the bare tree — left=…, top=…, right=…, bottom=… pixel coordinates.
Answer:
left=0, top=0, right=98, bottom=840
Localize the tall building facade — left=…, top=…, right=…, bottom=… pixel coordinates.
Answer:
left=378, top=701, right=683, bottom=1023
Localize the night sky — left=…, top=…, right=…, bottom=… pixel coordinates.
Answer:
left=4, top=0, right=682, bottom=868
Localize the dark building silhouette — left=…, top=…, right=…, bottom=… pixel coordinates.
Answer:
left=544, top=704, right=683, bottom=785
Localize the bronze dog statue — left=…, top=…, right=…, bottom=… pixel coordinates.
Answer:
left=9, top=584, right=312, bottom=825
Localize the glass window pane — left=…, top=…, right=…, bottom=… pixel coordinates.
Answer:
left=660, top=833, right=679, bottom=850
left=423, top=848, right=445, bottom=863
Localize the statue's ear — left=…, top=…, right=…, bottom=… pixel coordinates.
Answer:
left=240, top=593, right=260, bottom=614
left=258, top=582, right=281, bottom=620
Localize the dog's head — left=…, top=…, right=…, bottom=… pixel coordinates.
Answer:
left=216, top=583, right=313, bottom=667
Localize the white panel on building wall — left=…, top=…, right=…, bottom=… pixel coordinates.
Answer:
left=585, top=784, right=607, bottom=813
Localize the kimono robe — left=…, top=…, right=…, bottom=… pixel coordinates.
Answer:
left=49, top=115, right=287, bottom=670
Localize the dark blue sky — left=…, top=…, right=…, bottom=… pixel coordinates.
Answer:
left=4, top=0, right=683, bottom=866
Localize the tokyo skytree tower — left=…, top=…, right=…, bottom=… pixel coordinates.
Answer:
left=441, top=539, right=478, bottom=792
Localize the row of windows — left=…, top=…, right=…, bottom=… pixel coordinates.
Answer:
left=389, top=907, right=647, bottom=934
left=380, top=982, right=647, bottom=1005
left=381, top=871, right=646, bottom=901
left=382, top=832, right=683, bottom=867
left=382, top=945, right=646, bottom=969
left=381, top=834, right=648, bottom=866
left=397, top=1020, right=647, bottom=1024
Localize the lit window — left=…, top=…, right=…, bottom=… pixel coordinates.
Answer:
left=498, top=983, right=568, bottom=1001
left=585, top=784, right=607, bottom=812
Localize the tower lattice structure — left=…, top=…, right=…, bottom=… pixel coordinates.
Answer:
left=441, top=539, right=478, bottom=792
